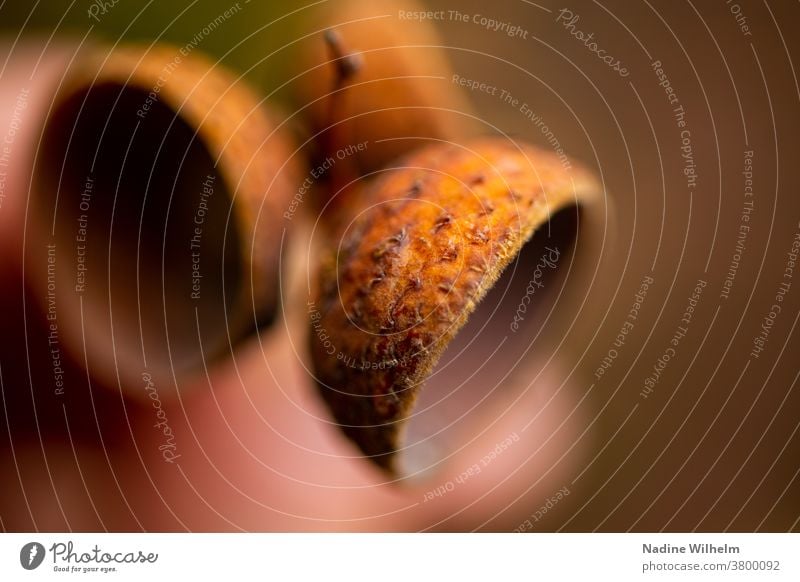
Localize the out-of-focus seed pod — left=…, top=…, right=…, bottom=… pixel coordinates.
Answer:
left=293, top=0, right=479, bottom=183
left=28, top=43, right=303, bottom=396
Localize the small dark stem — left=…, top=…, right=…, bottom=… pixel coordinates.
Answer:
left=320, top=28, right=364, bottom=209
left=324, top=29, right=363, bottom=87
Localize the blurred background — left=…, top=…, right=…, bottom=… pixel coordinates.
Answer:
left=0, top=0, right=798, bottom=531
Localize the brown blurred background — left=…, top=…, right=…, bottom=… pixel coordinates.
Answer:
left=0, top=0, right=798, bottom=531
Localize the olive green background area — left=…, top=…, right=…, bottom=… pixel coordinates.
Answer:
left=0, top=0, right=308, bottom=96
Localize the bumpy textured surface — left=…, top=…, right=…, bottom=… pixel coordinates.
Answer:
left=68, top=44, right=302, bottom=331
left=311, top=137, right=601, bottom=474
left=294, top=0, right=479, bottom=178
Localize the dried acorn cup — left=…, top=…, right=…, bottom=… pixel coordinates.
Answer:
left=29, top=44, right=302, bottom=396
left=297, top=6, right=606, bottom=477
left=312, top=138, right=602, bottom=477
